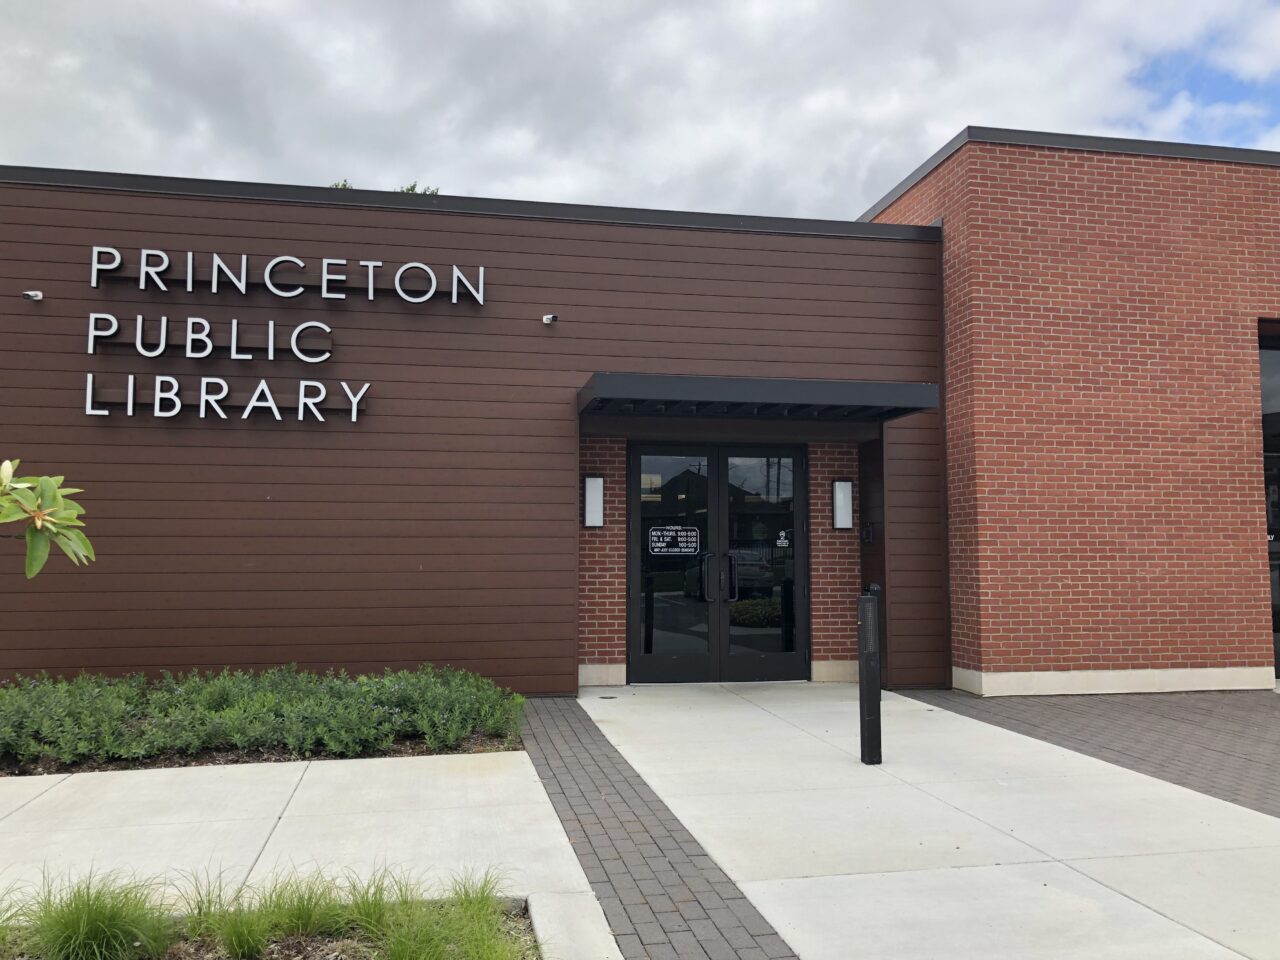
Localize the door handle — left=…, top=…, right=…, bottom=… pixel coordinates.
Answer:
left=701, top=553, right=718, bottom=603
left=726, top=554, right=739, bottom=602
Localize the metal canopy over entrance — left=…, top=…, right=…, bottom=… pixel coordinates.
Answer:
left=578, top=373, right=940, bottom=423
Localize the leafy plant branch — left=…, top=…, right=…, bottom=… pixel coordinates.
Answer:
left=0, top=459, right=96, bottom=579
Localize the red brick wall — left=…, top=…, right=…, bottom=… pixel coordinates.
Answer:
left=578, top=437, right=628, bottom=666
left=875, top=142, right=1277, bottom=674
left=809, top=442, right=860, bottom=662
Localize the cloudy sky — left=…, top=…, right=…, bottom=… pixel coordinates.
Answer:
left=5, top=0, right=1280, bottom=219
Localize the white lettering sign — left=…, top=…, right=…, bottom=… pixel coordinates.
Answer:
left=79, top=244, right=488, bottom=423
left=88, top=247, right=485, bottom=305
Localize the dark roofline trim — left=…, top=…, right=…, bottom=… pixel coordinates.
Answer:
left=0, top=163, right=939, bottom=243
left=858, top=126, right=1280, bottom=222
left=578, top=372, right=939, bottom=420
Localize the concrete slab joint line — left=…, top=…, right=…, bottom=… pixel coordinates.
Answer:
left=522, top=699, right=800, bottom=960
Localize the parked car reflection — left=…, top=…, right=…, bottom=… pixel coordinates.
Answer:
left=682, top=549, right=773, bottom=599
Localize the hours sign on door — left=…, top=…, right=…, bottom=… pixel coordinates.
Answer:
left=648, top=526, right=700, bottom=555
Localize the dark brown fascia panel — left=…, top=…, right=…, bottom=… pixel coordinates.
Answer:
left=0, top=163, right=939, bottom=242
left=577, top=372, right=939, bottom=422
left=858, top=125, right=1280, bottom=223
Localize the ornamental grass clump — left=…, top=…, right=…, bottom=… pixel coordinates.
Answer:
left=382, top=874, right=525, bottom=960
left=17, top=876, right=176, bottom=960
left=255, top=872, right=348, bottom=939
left=0, top=664, right=524, bottom=772
left=0, top=893, right=23, bottom=960
left=207, top=906, right=272, bottom=960
left=0, top=870, right=534, bottom=960
left=342, top=870, right=402, bottom=939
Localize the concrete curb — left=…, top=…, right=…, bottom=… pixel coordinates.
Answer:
left=527, top=891, right=624, bottom=960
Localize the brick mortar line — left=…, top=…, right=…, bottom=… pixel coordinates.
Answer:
left=523, top=698, right=798, bottom=960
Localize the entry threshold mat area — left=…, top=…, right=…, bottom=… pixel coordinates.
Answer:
left=523, top=698, right=798, bottom=960
left=906, top=688, right=1280, bottom=820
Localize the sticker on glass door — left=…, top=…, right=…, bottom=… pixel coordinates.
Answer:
left=649, top=526, right=700, bottom=555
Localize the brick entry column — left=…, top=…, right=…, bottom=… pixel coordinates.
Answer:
left=579, top=437, right=628, bottom=686
left=807, top=442, right=861, bottom=680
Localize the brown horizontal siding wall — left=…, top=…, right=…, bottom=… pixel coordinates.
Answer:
left=0, top=181, right=944, bottom=693
left=884, top=411, right=950, bottom=685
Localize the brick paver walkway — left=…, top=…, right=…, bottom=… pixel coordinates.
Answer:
left=907, top=686, right=1280, bottom=818
left=523, top=698, right=798, bottom=960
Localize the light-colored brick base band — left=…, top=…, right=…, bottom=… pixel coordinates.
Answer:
left=579, top=663, right=627, bottom=687
left=954, top=665, right=1276, bottom=697
left=811, top=660, right=859, bottom=682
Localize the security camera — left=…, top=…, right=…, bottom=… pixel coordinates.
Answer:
left=542, top=314, right=558, bottom=325
left=22, top=290, right=42, bottom=301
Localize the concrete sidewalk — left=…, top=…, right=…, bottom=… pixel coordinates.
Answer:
left=0, top=751, right=619, bottom=960
left=581, top=683, right=1280, bottom=960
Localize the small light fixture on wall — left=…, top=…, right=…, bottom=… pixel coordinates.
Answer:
left=583, top=476, right=604, bottom=527
left=832, top=479, right=854, bottom=530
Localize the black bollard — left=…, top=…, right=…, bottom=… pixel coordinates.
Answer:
left=858, top=587, right=882, bottom=765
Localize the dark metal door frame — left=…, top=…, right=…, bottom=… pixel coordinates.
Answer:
left=627, top=442, right=810, bottom=683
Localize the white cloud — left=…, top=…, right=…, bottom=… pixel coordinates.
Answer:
left=1, top=0, right=1276, bottom=218
left=1207, top=1, right=1280, bottom=81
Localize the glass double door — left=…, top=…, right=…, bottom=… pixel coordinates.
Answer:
left=629, top=445, right=808, bottom=683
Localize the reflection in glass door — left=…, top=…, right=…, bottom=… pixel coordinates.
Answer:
left=629, top=446, right=808, bottom=683
left=635, top=452, right=715, bottom=681
left=725, top=455, right=797, bottom=656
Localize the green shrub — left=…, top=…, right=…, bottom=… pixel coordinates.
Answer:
left=728, top=597, right=783, bottom=628
left=0, top=665, right=524, bottom=769
left=19, top=876, right=176, bottom=960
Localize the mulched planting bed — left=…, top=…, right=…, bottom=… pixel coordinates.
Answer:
left=165, top=935, right=382, bottom=960
left=0, top=665, right=525, bottom=778
left=153, top=915, right=539, bottom=960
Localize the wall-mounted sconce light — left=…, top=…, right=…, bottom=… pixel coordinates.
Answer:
left=22, top=291, right=43, bottom=301
left=832, top=479, right=854, bottom=530
left=583, top=476, right=604, bottom=527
